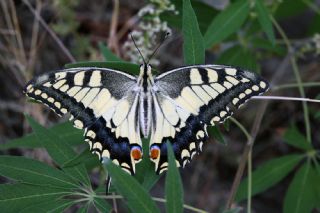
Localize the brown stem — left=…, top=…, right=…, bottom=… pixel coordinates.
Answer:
left=225, top=55, right=291, bottom=209
left=23, top=0, right=76, bottom=63
left=108, top=0, right=120, bottom=56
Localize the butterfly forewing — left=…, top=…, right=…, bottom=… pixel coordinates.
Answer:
left=24, top=67, right=143, bottom=174
left=150, top=65, right=269, bottom=174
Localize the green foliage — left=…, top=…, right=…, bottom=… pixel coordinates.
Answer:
left=283, top=125, right=313, bottom=150
left=0, top=122, right=82, bottom=149
left=0, top=156, right=77, bottom=189
left=0, top=116, right=112, bottom=212
left=3, top=0, right=320, bottom=212
left=283, top=161, right=319, bottom=213
left=236, top=154, right=304, bottom=202
left=255, top=0, right=275, bottom=45
left=65, top=61, right=141, bottom=75
left=98, top=42, right=123, bottom=62
left=182, top=0, right=205, bottom=65
left=237, top=125, right=320, bottom=212
left=208, top=126, right=226, bottom=145
left=216, top=45, right=259, bottom=73
left=204, top=0, right=249, bottom=48
left=135, top=139, right=161, bottom=191
left=161, top=0, right=218, bottom=34
left=26, top=115, right=91, bottom=186
left=104, top=160, right=160, bottom=213
left=165, top=142, right=183, bottom=213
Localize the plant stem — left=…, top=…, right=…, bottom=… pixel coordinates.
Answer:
left=230, top=117, right=251, bottom=142
left=94, top=194, right=208, bottom=213
left=252, top=95, right=320, bottom=103
left=247, top=148, right=252, bottom=213
left=23, top=0, right=76, bottom=63
left=273, top=82, right=320, bottom=90
left=152, top=197, right=208, bottom=213
left=271, top=16, right=312, bottom=143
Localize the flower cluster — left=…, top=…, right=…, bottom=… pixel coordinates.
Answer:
left=312, top=33, right=320, bottom=55
left=122, top=0, right=177, bottom=65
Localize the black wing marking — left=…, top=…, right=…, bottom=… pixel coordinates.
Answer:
left=150, top=65, right=269, bottom=174
left=24, top=67, right=142, bottom=174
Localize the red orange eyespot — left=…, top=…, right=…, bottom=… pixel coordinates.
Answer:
left=131, top=147, right=142, bottom=161
left=150, top=147, right=160, bottom=159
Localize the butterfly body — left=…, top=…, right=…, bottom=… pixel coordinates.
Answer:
left=24, top=64, right=269, bottom=176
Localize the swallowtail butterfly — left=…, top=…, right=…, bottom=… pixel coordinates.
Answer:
left=24, top=63, right=268, bottom=181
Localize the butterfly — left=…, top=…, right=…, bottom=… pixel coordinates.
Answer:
left=24, top=62, right=269, bottom=179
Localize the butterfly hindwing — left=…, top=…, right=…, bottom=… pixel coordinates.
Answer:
left=150, top=65, right=269, bottom=173
left=24, top=67, right=143, bottom=174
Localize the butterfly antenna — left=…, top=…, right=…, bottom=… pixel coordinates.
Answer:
left=130, top=34, right=147, bottom=65
left=147, top=32, right=170, bottom=64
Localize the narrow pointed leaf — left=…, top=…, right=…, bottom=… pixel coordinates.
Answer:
left=62, top=148, right=99, bottom=168
left=104, top=161, right=159, bottom=213
left=283, top=161, right=316, bottom=213
left=0, top=184, right=68, bottom=213
left=76, top=204, right=90, bottom=213
left=26, top=115, right=91, bottom=186
left=0, top=122, right=82, bottom=149
left=65, top=61, right=141, bottom=75
left=161, top=0, right=218, bottom=34
left=0, top=156, right=77, bottom=189
left=204, top=0, right=249, bottom=47
left=26, top=115, right=79, bottom=165
left=283, top=125, right=313, bottom=151
left=255, top=0, right=275, bottom=45
left=94, top=196, right=112, bottom=212
left=208, top=126, right=226, bottom=145
left=20, top=200, right=73, bottom=213
left=135, top=139, right=161, bottom=191
left=236, top=154, right=303, bottom=201
left=216, top=45, right=259, bottom=72
left=165, top=142, right=183, bottom=213
left=182, top=0, right=205, bottom=65
left=98, top=42, right=122, bottom=61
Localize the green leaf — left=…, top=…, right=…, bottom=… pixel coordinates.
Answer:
left=26, top=115, right=77, bottom=165
left=165, top=142, right=183, bottom=213
left=62, top=148, right=99, bottom=168
left=310, top=163, right=320, bottom=209
left=94, top=195, right=112, bottom=212
left=0, top=184, right=68, bottom=213
left=104, top=160, right=160, bottom=213
left=251, top=38, right=286, bottom=55
left=283, top=125, right=313, bottom=151
left=25, top=115, right=91, bottom=187
left=208, top=126, right=226, bottom=145
left=135, top=139, right=161, bottom=191
left=0, top=122, right=83, bottom=150
left=222, top=207, right=242, bottom=213
left=216, top=45, right=259, bottom=72
left=255, top=0, right=275, bottom=45
left=236, top=154, right=303, bottom=202
left=283, top=161, right=317, bottom=213
left=65, top=61, right=141, bottom=75
left=76, top=204, right=90, bottom=213
left=182, top=0, right=205, bottom=65
left=204, top=0, right=249, bottom=48
left=0, top=156, right=77, bottom=189
left=274, top=0, right=308, bottom=19
left=20, top=200, right=74, bottom=213
left=161, top=0, right=218, bottom=34
left=98, top=42, right=122, bottom=61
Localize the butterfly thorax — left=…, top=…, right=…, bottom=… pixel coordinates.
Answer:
left=138, top=64, right=154, bottom=138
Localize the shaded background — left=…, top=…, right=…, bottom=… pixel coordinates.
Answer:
left=0, top=0, right=320, bottom=212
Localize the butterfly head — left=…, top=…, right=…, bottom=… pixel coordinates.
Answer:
left=139, top=64, right=152, bottom=76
